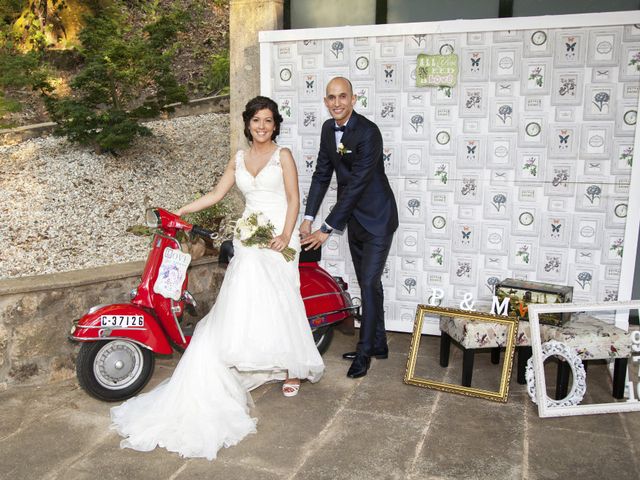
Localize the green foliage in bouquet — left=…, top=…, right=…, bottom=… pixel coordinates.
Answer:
left=44, top=5, right=189, bottom=152
left=235, top=212, right=296, bottom=262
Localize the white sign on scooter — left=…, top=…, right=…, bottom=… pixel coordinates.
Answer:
left=153, top=247, right=191, bottom=301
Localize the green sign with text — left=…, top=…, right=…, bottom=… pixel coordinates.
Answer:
left=416, top=54, right=458, bottom=87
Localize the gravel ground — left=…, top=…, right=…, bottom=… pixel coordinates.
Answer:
left=0, top=113, right=236, bottom=279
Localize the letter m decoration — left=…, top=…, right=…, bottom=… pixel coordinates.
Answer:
left=491, top=295, right=510, bottom=316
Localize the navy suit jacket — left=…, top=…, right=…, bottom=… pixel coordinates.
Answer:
left=305, top=111, right=398, bottom=237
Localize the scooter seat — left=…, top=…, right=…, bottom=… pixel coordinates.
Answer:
left=217, top=239, right=322, bottom=264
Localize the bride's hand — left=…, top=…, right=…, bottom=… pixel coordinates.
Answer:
left=270, top=233, right=290, bottom=252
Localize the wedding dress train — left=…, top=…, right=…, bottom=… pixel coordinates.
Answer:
left=110, top=146, right=325, bottom=460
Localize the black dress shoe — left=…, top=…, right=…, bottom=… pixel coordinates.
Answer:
left=342, top=348, right=388, bottom=360
left=347, top=354, right=371, bottom=378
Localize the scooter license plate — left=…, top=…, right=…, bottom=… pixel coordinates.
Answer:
left=100, top=315, right=145, bottom=327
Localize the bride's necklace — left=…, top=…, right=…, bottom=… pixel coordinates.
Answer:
left=246, top=144, right=277, bottom=178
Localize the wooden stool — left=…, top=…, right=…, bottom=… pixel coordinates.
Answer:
left=438, top=315, right=544, bottom=387
left=546, top=314, right=632, bottom=400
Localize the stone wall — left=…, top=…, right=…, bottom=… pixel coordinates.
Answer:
left=0, top=258, right=226, bottom=389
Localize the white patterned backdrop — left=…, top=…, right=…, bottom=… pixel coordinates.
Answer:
left=260, top=14, right=640, bottom=333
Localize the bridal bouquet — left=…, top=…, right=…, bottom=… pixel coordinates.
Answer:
left=235, top=212, right=296, bottom=262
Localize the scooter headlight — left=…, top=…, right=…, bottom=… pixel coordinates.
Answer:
left=145, top=208, right=160, bottom=228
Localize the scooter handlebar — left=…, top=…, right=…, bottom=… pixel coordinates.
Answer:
left=191, top=225, right=219, bottom=240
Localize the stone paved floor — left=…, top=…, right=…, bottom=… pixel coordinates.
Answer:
left=1, top=330, right=640, bottom=480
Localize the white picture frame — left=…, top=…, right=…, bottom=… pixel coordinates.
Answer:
left=586, top=28, right=622, bottom=67
left=579, top=123, right=612, bottom=160
left=429, top=125, right=455, bottom=155
left=427, top=158, right=454, bottom=191
left=401, top=144, right=427, bottom=176
left=571, top=215, right=604, bottom=250
left=615, top=102, right=638, bottom=137
left=540, top=213, right=572, bottom=247
left=376, top=60, right=402, bottom=91
left=452, top=221, right=480, bottom=253
left=491, top=45, right=522, bottom=81
left=483, top=188, right=512, bottom=221
left=352, top=83, right=374, bottom=115
left=601, top=230, right=626, bottom=265
left=457, top=136, right=486, bottom=168
left=515, top=151, right=545, bottom=184
left=460, top=47, right=490, bottom=82
left=424, top=240, right=450, bottom=272
left=489, top=98, right=518, bottom=132
left=486, top=135, right=516, bottom=169
left=323, top=38, right=348, bottom=67
left=547, top=124, right=579, bottom=159
left=554, top=31, right=586, bottom=67
left=480, top=223, right=509, bottom=256
left=524, top=29, right=553, bottom=58
left=521, top=59, right=552, bottom=95
left=454, top=170, right=483, bottom=205
left=583, top=84, right=616, bottom=121
left=399, top=191, right=426, bottom=224
left=396, top=225, right=425, bottom=258
left=449, top=255, right=478, bottom=286
left=459, top=84, right=488, bottom=118
left=619, top=44, right=640, bottom=82
left=574, top=177, right=607, bottom=213
left=536, top=248, right=568, bottom=282
left=528, top=301, right=640, bottom=418
left=508, top=237, right=538, bottom=272
left=402, top=109, right=429, bottom=141
left=550, top=69, right=584, bottom=106
left=511, top=206, right=540, bottom=237
left=375, top=94, right=401, bottom=127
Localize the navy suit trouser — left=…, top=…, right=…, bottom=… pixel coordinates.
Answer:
left=347, top=217, right=394, bottom=357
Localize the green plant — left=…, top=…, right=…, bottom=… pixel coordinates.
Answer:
left=202, top=48, right=229, bottom=95
left=44, top=5, right=189, bottom=152
left=0, top=48, right=51, bottom=91
left=183, top=196, right=232, bottom=233
left=0, top=92, right=21, bottom=128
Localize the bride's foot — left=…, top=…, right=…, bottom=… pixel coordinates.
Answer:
left=282, top=379, right=300, bottom=397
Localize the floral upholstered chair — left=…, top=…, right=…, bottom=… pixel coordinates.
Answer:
left=439, top=312, right=632, bottom=399
left=438, top=315, right=550, bottom=387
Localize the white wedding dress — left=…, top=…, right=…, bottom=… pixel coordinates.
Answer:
left=110, top=146, right=325, bottom=460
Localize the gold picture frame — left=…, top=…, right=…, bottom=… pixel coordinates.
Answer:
left=403, top=305, right=519, bottom=402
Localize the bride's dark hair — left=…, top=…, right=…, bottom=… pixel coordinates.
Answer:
left=242, top=96, right=283, bottom=142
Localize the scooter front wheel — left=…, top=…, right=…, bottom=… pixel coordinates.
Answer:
left=76, top=340, right=155, bottom=402
left=312, top=325, right=334, bottom=355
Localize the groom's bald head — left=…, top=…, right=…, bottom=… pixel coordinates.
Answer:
left=324, top=77, right=356, bottom=125
left=326, top=77, right=353, bottom=96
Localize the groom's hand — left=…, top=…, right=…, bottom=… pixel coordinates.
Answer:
left=299, top=219, right=312, bottom=239
left=300, top=229, right=329, bottom=250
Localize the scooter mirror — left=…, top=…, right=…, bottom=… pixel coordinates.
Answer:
left=145, top=208, right=160, bottom=228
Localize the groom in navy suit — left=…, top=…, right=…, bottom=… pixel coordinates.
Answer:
left=300, top=77, right=398, bottom=378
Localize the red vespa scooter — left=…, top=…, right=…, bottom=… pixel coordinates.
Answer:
left=70, top=208, right=358, bottom=401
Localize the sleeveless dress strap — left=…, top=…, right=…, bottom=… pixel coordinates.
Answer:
left=235, top=150, right=246, bottom=169
left=271, top=146, right=282, bottom=167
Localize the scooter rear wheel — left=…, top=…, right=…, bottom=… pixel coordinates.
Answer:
left=312, top=325, right=334, bottom=355
left=76, top=340, right=155, bottom=402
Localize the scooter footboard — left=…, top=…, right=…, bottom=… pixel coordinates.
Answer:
left=70, top=304, right=173, bottom=355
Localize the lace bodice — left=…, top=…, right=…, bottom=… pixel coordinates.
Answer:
left=235, top=146, right=289, bottom=236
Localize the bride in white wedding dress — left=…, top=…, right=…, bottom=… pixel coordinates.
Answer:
left=110, top=96, right=325, bottom=460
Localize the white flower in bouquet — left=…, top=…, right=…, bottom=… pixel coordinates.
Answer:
left=237, top=224, right=253, bottom=241
left=234, top=212, right=296, bottom=262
